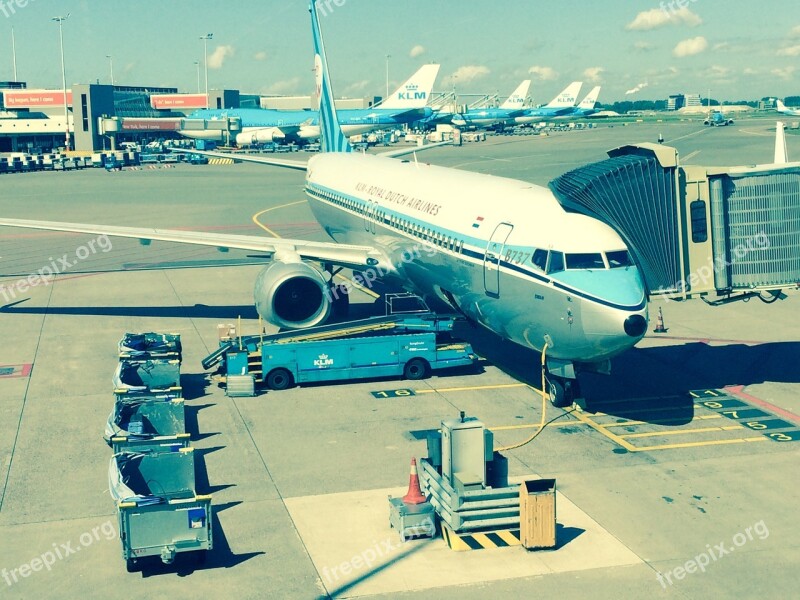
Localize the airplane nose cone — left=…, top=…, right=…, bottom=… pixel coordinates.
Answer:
left=624, top=314, right=647, bottom=337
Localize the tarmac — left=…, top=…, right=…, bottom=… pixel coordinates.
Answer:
left=0, top=117, right=798, bottom=599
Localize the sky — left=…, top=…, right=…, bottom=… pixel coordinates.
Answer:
left=0, top=0, right=799, bottom=104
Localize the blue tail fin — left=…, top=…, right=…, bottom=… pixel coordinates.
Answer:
left=310, top=1, right=351, bottom=153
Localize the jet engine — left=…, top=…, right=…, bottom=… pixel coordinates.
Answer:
left=235, top=128, right=284, bottom=145
left=254, top=260, right=331, bottom=329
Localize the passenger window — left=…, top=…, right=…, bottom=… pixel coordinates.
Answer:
left=690, top=200, right=708, bottom=243
left=532, top=249, right=548, bottom=271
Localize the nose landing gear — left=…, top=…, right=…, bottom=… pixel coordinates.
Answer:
left=546, top=375, right=579, bottom=408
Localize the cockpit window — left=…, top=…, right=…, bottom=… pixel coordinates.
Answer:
left=565, top=253, right=605, bottom=270
left=546, top=251, right=564, bottom=273
left=606, top=250, right=632, bottom=268
left=532, top=249, right=548, bottom=271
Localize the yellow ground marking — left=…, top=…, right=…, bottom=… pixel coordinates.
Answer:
left=600, top=414, right=723, bottom=428
left=413, top=383, right=528, bottom=395
left=252, top=203, right=379, bottom=299
left=619, top=425, right=743, bottom=439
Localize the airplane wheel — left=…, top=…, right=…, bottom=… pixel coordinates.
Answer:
left=403, top=358, right=429, bottom=381
left=266, top=368, right=293, bottom=390
left=547, top=378, right=573, bottom=408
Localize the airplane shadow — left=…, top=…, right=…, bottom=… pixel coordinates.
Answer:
left=451, top=320, right=800, bottom=425
left=0, top=301, right=259, bottom=320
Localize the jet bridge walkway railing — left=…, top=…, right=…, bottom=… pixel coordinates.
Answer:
left=549, top=143, right=800, bottom=303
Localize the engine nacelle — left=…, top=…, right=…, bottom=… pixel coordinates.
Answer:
left=235, top=128, right=284, bottom=145
left=254, top=260, right=331, bottom=329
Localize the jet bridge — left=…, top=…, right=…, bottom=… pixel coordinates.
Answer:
left=549, top=143, right=800, bottom=304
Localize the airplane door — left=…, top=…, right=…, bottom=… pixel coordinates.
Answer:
left=483, top=223, right=513, bottom=297
left=363, top=201, right=377, bottom=234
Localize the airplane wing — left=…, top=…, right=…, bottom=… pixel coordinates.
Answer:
left=172, top=148, right=308, bottom=171
left=0, top=218, right=387, bottom=271
left=379, top=139, right=453, bottom=159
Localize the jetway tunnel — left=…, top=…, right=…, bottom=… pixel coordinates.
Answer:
left=549, top=143, right=800, bottom=304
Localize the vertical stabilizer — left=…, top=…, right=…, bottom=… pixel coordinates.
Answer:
left=310, top=1, right=350, bottom=153
left=546, top=81, right=583, bottom=108
left=380, top=64, right=440, bottom=109
left=774, top=121, right=788, bottom=164
left=500, top=80, right=531, bottom=109
left=578, top=86, right=601, bottom=110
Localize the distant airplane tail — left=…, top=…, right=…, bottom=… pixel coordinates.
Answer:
left=499, top=80, right=531, bottom=110
left=380, top=64, right=441, bottom=110
left=578, top=86, right=601, bottom=110
left=310, top=0, right=350, bottom=153
left=546, top=81, right=583, bottom=108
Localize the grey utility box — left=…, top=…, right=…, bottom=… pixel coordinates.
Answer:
left=441, top=416, right=486, bottom=492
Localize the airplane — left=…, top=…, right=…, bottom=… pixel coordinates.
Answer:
left=450, top=80, right=531, bottom=129
left=775, top=99, right=800, bottom=117
left=560, top=86, right=601, bottom=118
left=0, top=1, right=649, bottom=408
left=512, top=81, right=584, bottom=125
left=704, top=110, right=734, bottom=126
left=181, top=63, right=440, bottom=145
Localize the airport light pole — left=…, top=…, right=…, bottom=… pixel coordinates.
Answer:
left=200, top=33, right=213, bottom=109
left=194, top=61, right=201, bottom=93
left=385, top=54, right=391, bottom=101
left=52, top=15, right=71, bottom=151
left=11, top=26, right=18, bottom=81
left=106, top=54, right=114, bottom=85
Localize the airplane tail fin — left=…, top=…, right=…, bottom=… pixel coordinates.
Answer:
left=578, top=86, right=601, bottom=110
left=500, top=80, right=531, bottom=109
left=776, top=99, right=786, bottom=112
left=774, top=121, right=788, bottom=164
left=380, top=64, right=440, bottom=109
left=310, top=0, right=350, bottom=153
left=546, top=81, right=583, bottom=108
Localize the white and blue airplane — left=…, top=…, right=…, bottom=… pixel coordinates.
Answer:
left=563, top=86, right=602, bottom=118
left=450, top=80, right=531, bottom=129
left=0, top=1, right=648, bottom=406
left=513, top=81, right=584, bottom=125
left=776, top=99, right=800, bottom=117
left=181, top=63, right=440, bottom=145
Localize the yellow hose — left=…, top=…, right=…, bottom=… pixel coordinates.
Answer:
left=494, top=342, right=549, bottom=452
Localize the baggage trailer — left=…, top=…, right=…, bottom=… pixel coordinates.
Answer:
left=205, top=312, right=477, bottom=390
left=118, top=332, right=182, bottom=362
left=113, top=359, right=182, bottom=396
left=105, top=389, right=189, bottom=454
left=109, top=449, right=212, bottom=570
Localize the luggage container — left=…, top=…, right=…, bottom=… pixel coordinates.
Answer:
left=109, top=449, right=212, bottom=570
left=113, top=359, right=182, bottom=395
left=105, top=389, right=188, bottom=453
left=118, top=332, right=182, bottom=362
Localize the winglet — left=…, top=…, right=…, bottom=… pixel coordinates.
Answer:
left=500, top=80, right=531, bottom=110
left=774, top=121, right=788, bottom=164
left=310, top=1, right=350, bottom=153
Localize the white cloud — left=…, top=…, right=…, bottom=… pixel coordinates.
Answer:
left=771, top=66, right=796, bottom=80
left=527, top=65, right=557, bottom=81
left=583, top=67, right=604, bottom=83
left=790, top=25, right=800, bottom=37
left=626, top=7, right=701, bottom=31
left=673, top=36, right=708, bottom=57
left=266, top=77, right=302, bottom=95
left=409, top=45, right=426, bottom=58
left=208, top=45, right=235, bottom=69
left=708, top=65, right=732, bottom=79
left=625, top=82, right=649, bottom=95
left=743, top=67, right=759, bottom=75
left=777, top=45, right=800, bottom=57
left=253, top=51, right=267, bottom=61
left=447, top=65, right=490, bottom=85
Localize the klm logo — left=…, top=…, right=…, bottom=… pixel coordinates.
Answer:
left=398, top=91, right=427, bottom=100
left=314, top=353, right=334, bottom=368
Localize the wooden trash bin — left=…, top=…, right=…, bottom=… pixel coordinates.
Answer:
left=520, top=478, right=556, bottom=549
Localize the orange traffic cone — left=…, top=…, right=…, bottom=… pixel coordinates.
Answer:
left=402, top=458, right=427, bottom=505
left=653, top=306, right=668, bottom=333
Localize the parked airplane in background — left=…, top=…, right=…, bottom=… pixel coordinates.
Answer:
left=704, top=110, right=734, bottom=126
left=562, top=86, right=601, bottom=118
left=513, top=81, right=583, bottom=125
left=776, top=99, right=800, bottom=117
left=450, top=80, right=531, bottom=129
left=180, top=64, right=440, bottom=145
left=0, top=1, right=648, bottom=407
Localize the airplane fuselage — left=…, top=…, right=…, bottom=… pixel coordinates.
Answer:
left=302, top=153, right=648, bottom=365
